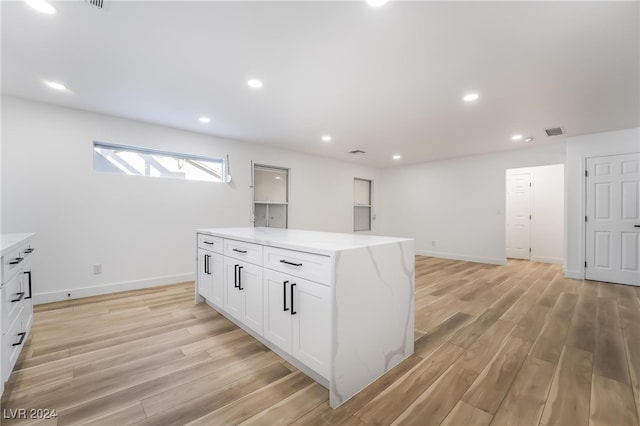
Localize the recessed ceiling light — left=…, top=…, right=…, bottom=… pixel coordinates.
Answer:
left=24, top=0, right=56, bottom=14
left=199, top=117, right=211, bottom=123
left=247, top=79, right=263, bottom=89
left=321, top=135, right=332, bottom=142
left=367, top=0, right=389, bottom=7
left=275, top=176, right=281, bottom=180
left=463, top=93, right=479, bottom=102
left=511, top=134, right=523, bottom=141
left=44, top=81, right=67, bottom=91
left=524, top=137, right=534, bottom=143
left=393, top=155, right=401, bottom=160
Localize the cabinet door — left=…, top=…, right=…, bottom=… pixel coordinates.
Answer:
left=223, top=258, right=243, bottom=321
left=292, top=278, right=330, bottom=379
left=241, top=263, right=263, bottom=336
left=263, top=269, right=292, bottom=353
left=197, top=248, right=213, bottom=300
left=209, top=253, right=224, bottom=309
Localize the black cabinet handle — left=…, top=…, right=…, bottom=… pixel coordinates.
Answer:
left=204, top=254, right=211, bottom=275
left=24, top=271, right=32, bottom=300
left=9, top=257, right=23, bottom=265
left=280, top=259, right=302, bottom=267
left=635, top=225, right=640, bottom=228
left=238, top=266, right=244, bottom=290
left=11, top=292, right=25, bottom=303
left=203, top=241, right=214, bottom=245
left=233, top=248, right=248, bottom=254
left=291, top=283, right=296, bottom=315
left=283, top=281, right=289, bottom=312
left=234, top=264, right=239, bottom=288
left=24, top=248, right=34, bottom=254
left=12, top=332, right=26, bottom=347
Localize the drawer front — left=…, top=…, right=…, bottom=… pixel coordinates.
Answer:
left=3, top=314, right=27, bottom=381
left=2, top=274, right=25, bottom=332
left=263, top=246, right=331, bottom=285
left=2, top=246, right=25, bottom=284
left=224, top=239, right=263, bottom=266
left=197, top=234, right=223, bottom=254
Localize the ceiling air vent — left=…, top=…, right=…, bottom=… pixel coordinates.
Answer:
left=348, top=150, right=366, bottom=155
left=545, top=127, right=564, bottom=136
left=86, top=0, right=104, bottom=9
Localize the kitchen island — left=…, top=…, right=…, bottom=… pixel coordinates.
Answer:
left=195, top=227, right=414, bottom=408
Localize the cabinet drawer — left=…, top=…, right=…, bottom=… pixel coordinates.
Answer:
left=197, top=234, right=223, bottom=254
left=2, top=246, right=25, bottom=284
left=2, top=273, right=25, bottom=333
left=224, top=239, right=263, bottom=266
left=3, top=314, right=27, bottom=381
left=264, top=246, right=331, bottom=285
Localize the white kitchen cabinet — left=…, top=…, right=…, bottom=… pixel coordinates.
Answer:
left=1, top=233, right=35, bottom=396
left=223, top=258, right=263, bottom=336
left=264, top=268, right=330, bottom=379
left=197, top=248, right=223, bottom=308
left=196, top=227, right=414, bottom=408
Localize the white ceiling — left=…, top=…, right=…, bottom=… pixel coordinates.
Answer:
left=2, top=1, right=638, bottom=168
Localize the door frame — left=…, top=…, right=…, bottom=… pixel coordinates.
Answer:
left=583, top=152, right=640, bottom=283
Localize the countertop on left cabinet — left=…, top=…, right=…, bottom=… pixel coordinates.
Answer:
left=1, top=233, right=36, bottom=397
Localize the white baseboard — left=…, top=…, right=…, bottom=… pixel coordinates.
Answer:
left=531, top=256, right=564, bottom=265
left=416, top=250, right=506, bottom=266
left=564, top=269, right=583, bottom=280
left=33, top=273, right=195, bottom=304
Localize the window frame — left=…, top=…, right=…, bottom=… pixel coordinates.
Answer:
left=93, top=141, right=225, bottom=182
left=252, top=163, right=290, bottom=229
left=354, top=177, right=373, bottom=232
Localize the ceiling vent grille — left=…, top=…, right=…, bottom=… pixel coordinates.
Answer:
left=545, top=127, right=564, bottom=136
left=86, top=0, right=104, bottom=9
left=348, top=150, right=366, bottom=155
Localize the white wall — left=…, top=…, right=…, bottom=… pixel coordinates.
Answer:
left=1, top=96, right=380, bottom=303
left=506, top=164, right=565, bottom=264
left=565, top=127, right=640, bottom=279
left=377, top=143, right=566, bottom=265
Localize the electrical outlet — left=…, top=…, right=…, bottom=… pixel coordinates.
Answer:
left=93, top=264, right=102, bottom=275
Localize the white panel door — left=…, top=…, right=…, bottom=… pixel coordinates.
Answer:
left=506, top=173, right=532, bottom=259
left=209, top=253, right=224, bottom=309
left=263, top=269, right=293, bottom=354
left=586, top=153, right=640, bottom=285
left=241, top=262, right=264, bottom=336
left=223, top=258, right=243, bottom=321
left=292, top=278, right=330, bottom=379
left=197, top=248, right=213, bottom=300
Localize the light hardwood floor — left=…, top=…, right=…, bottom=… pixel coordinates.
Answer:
left=2, top=257, right=639, bottom=425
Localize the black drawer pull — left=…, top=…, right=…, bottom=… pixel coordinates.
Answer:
left=233, top=248, right=248, bottom=254
left=203, top=241, right=214, bottom=245
left=234, top=264, right=239, bottom=288
left=24, top=248, right=35, bottom=254
left=238, top=266, right=244, bottom=290
left=24, top=271, right=32, bottom=299
left=204, top=254, right=210, bottom=275
left=9, top=257, right=24, bottom=265
left=291, top=283, right=297, bottom=315
left=11, top=292, right=25, bottom=303
left=12, top=332, right=26, bottom=347
left=280, top=259, right=302, bottom=267
left=283, top=281, right=289, bottom=312
left=635, top=225, right=640, bottom=228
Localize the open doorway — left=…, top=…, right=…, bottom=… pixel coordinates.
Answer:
left=506, top=164, right=565, bottom=264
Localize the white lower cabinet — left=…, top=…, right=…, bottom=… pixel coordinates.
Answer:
left=197, top=248, right=223, bottom=308
left=263, top=269, right=330, bottom=379
left=223, top=258, right=263, bottom=336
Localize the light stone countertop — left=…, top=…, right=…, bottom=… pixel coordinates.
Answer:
left=197, top=227, right=412, bottom=256
left=1, top=233, right=35, bottom=257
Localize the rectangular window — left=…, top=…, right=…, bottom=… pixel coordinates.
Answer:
left=354, top=178, right=372, bottom=232
left=253, top=164, right=289, bottom=228
left=93, top=141, right=224, bottom=182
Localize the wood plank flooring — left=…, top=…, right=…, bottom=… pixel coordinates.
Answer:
left=2, top=256, right=639, bottom=425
